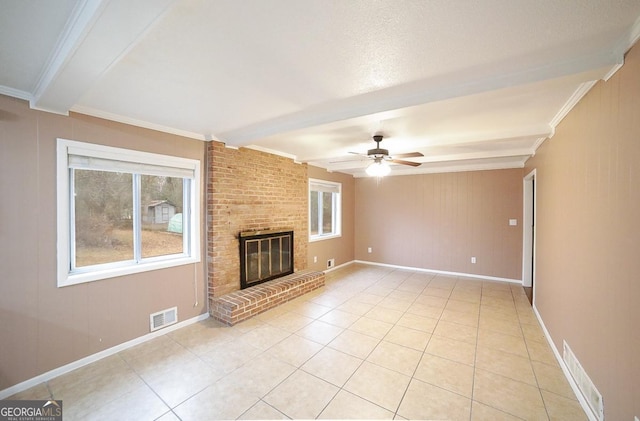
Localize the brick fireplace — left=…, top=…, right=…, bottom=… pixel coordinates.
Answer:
left=239, top=229, right=294, bottom=289
left=206, top=141, right=308, bottom=301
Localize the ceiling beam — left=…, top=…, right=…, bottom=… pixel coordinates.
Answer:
left=351, top=157, right=529, bottom=178
left=30, top=0, right=176, bottom=115
left=217, top=49, right=621, bottom=145
left=325, top=148, right=535, bottom=172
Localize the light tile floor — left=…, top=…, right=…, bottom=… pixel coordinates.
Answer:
left=10, top=264, right=588, bottom=420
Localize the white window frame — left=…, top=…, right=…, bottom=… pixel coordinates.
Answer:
left=56, top=139, right=201, bottom=287
left=309, top=178, right=342, bottom=242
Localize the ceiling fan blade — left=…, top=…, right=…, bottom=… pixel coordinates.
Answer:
left=390, top=159, right=421, bottom=167
left=348, top=151, right=367, bottom=156
left=392, top=152, right=423, bottom=158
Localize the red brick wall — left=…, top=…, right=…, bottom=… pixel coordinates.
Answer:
left=207, top=141, right=308, bottom=298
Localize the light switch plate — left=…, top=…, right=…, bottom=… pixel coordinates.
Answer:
left=509, top=219, right=518, bottom=226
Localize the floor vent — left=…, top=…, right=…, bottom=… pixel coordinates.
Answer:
left=563, top=341, right=604, bottom=420
left=150, top=307, right=178, bottom=332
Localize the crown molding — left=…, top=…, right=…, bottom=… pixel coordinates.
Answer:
left=244, top=145, right=299, bottom=162
left=71, top=105, right=205, bottom=141
left=549, top=80, right=598, bottom=131
left=0, top=86, right=33, bottom=102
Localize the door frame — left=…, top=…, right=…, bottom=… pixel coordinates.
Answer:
left=522, top=169, right=536, bottom=289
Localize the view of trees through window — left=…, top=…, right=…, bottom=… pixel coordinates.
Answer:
left=73, top=170, right=184, bottom=267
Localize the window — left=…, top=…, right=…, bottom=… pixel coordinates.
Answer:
left=309, top=179, right=341, bottom=241
left=57, top=139, right=200, bottom=286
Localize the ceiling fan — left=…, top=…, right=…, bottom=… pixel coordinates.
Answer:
left=350, top=135, right=423, bottom=176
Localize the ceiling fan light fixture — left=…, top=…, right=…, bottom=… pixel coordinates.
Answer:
left=366, top=159, right=391, bottom=177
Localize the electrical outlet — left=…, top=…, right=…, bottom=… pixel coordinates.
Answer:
left=367, top=247, right=372, bottom=253
left=327, top=258, right=335, bottom=268
left=471, top=257, right=476, bottom=264
left=313, top=256, right=317, bottom=263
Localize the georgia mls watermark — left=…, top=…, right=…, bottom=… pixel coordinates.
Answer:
left=0, top=400, right=62, bottom=421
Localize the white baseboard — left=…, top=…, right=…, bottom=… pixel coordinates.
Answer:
left=532, top=305, right=599, bottom=421
left=323, top=260, right=354, bottom=273
left=354, top=260, right=522, bottom=284
left=0, top=312, right=210, bottom=400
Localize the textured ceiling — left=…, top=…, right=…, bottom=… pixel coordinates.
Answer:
left=2, top=0, right=640, bottom=176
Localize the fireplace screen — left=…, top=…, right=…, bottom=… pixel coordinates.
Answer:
left=239, top=230, right=293, bottom=289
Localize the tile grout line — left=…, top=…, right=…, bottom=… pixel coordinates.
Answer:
left=515, top=285, right=553, bottom=421
left=468, top=278, right=484, bottom=421
left=118, top=338, right=200, bottom=417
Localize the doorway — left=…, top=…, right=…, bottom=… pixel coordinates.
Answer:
left=523, top=169, right=536, bottom=304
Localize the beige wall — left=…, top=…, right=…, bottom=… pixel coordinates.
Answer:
left=354, top=169, right=523, bottom=280
left=307, top=165, right=355, bottom=271
left=0, top=95, right=207, bottom=391
left=524, top=44, right=640, bottom=420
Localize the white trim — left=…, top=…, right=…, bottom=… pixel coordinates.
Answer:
left=0, top=312, right=209, bottom=400
left=244, top=145, right=299, bottom=162
left=533, top=306, right=600, bottom=421
left=0, top=85, right=33, bottom=101
left=309, top=178, right=342, bottom=242
left=522, top=169, right=536, bottom=289
left=323, top=260, right=353, bottom=273
left=63, top=256, right=201, bottom=286
left=354, top=260, right=522, bottom=284
left=309, top=233, right=343, bottom=243
left=61, top=138, right=200, bottom=173
left=531, top=136, right=547, bottom=151
left=70, top=105, right=206, bottom=141
left=549, top=81, right=598, bottom=129
left=604, top=14, right=640, bottom=81
left=602, top=62, right=624, bottom=82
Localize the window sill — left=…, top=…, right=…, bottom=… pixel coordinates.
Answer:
left=58, top=256, right=200, bottom=287
left=309, top=233, right=342, bottom=243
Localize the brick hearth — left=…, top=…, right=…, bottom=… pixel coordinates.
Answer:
left=210, top=270, right=325, bottom=325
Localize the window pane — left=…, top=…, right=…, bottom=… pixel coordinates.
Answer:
left=74, top=170, right=133, bottom=267
left=322, top=192, right=333, bottom=234
left=141, top=175, right=184, bottom=258
left=310, top=190, right=319, bottom=235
